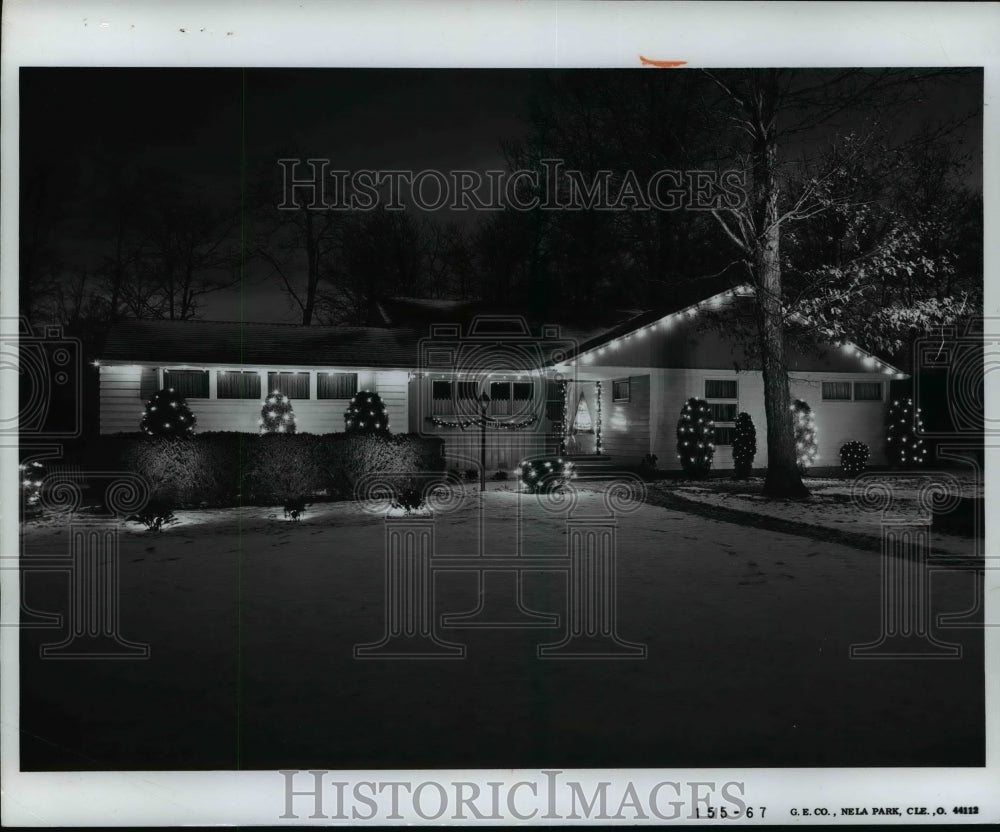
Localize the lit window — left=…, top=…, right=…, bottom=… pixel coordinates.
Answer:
left=318, top=372, right=358, bottom=399
left=853, top=381, right=883, bottom=401
left=163, top=369, right=209, bottom=399
left=705, top=378, right=738, bottom=445
left=822, top=381, right=852, bottom=400
left=266, top=371, right=310, bottom=399
left=217, top=370, right=261, bottom=399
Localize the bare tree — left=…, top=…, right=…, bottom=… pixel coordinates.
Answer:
left=701, top=68, right=977, bottom=497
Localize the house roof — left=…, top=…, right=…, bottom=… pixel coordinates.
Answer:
left=100, top=278, right=904, bottom=376
left=101, top=319, right=426, bottom=368
left=564, top=275, right=745, bottom=359
left=99, top=299, right=641, bottom=369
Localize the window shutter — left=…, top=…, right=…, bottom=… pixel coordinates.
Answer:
left=139, top=367, right=158, bottom=400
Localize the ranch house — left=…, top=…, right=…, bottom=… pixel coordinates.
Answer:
left=97, top=282, right=906, bottom=472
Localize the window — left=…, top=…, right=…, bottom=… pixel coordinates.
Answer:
left=489, top=381, right=511, bottom=415
left=318, top=372, right=358, bottom=399
left=217, top=370, right=261, bottom=399
left=705, top=379, right=737, bottom=399
left=612, top=379, right=630, bottom=402
left=822, top=380, right=883, bottom=401
left=708, top=402, right=737, bottom=422
left=267, top=371, right=310, bottom=399
left=488, top=381, right=534, bottom=416
left=163, top=369, right=209, bottom=399
left=431, top=379, right=480, bottom=414
left=545, top=380, right=564, bottom=422
left=714, top=426, right=735, bottom=445
left=458, top=380, right=478, bottom=405
left=822, top=381, right=852, bottom=400
left=705, top=378, right=738, bottom=445
left=432, top=380, right=452, bottom=415
left=853, top=381, right=883, bottom=401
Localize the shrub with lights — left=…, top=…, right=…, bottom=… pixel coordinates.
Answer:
left=791, top=399, right=818, bottom=474
left=344, top=390, right=390, bottom=435
left=676, top=397, right=715, bottom=477
left=19, top=460, right=45, bottom=513
left=732, top=412, right=757, bottom=478
left=259, top=391, right=297, bottom=434
left=885, top=396, right=927, bottom=469
left=518, top=457, right=575, bottom=494
left=140, top=388, right=196, bottom=437
left=839, top=441, right=870, bottom=477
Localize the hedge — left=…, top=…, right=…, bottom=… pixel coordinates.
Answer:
left=68, top=432, right=445, bottom=508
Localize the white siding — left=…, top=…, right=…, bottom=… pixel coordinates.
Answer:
left=600, top=374, right=650, bottom=465
left=99, top=365, right=144, bottom=433
left=790, top=374, right=888, bottom=468
left=374, top=371, right=409, bottom=435
left=100, top=364, right=410, bottom=435
left=646, top=369, right=889, bottom=471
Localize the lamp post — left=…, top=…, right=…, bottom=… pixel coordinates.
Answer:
left=479, top=390, right=491, bottom=490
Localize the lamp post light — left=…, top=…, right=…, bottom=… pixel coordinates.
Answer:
left=479, top=390, right=491, bottom=491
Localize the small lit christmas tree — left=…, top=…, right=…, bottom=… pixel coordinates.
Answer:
left=791, top=399, right=818, bottom=474
left=141, top=388, right=196, bottom=437
left=344, top=390, right=390, bottom=435
left=839, top=441, right=870, bottom=476
left=676, top=397, right=715, bottom=477
left=885, top=396, right=926, bottom=469
left=732, top=411, right=757, bottom=478
left=259, top=391, right=297, bottom=434
left=518, top=457, right=574, bottom=494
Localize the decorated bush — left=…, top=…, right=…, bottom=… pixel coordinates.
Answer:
left=344, top=390, right=390, bottom=435
left=885, top=396, right=927, bottom=469
left=259, top=391, right=297, bottom=434
left=76, top=432, right=445, bottom=508
left=839, top=441, right=871, bottom=476
left=791, top=399, right=818, bottom=474
left=732, top=412, right=757, bottom=478
left=676, top=397, right=715, bottom=477
left=518, top=457, right=575, bottom=494
left=140, top=388, right=196, bottom=437
left=19, top=460, right=45, bottom=513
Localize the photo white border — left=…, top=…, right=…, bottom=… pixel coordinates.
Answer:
left=2, top=0, right=998, bottom=825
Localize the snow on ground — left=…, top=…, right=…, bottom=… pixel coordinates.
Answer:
left=18, top=483, right=983, bottom=771
left=649, top=474, right=982, bottom=557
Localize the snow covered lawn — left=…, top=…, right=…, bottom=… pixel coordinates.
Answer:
left=648, top=474, right=982, bottom=558
left=19, top=484, right=983, bottom=771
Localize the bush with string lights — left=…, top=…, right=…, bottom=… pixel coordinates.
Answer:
left=344, top=390, right=391, bottom=435
left=259, top=391, right=297, bottom=434
left=732, top=411, right=757, bottom=478
left=676, top=397, right=715, bottom=477
left=885, top=396, right=927, bottom=469
left=518, top=457, right=574, bottom=494
left=791, top=399, right=818, bottom=474
left=140, top=388, right=197, bottom=437
left=839, top=440, right=870, bottom=476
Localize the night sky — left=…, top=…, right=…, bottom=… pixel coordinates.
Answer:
left=20, top=67, right=983, bottom=323
left=21, top=68, right=538, bottom=321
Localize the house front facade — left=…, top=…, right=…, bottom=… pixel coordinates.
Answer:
left=98, top=284, right=906, bottom=472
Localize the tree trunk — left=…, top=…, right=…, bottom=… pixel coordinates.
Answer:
left=750, top=82, right=809, bottom=500
left=756, top=263, right=808, bottom=499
